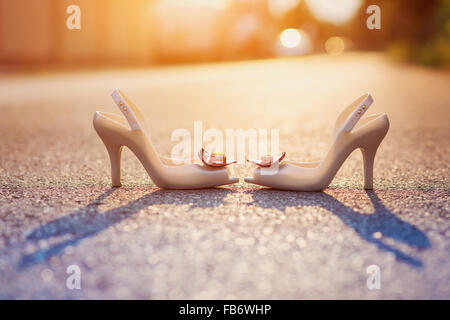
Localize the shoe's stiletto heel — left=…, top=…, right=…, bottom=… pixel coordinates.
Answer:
left=245, top=93, right=389, bottom=191
left=361, top=143, right=379, bottom=190
left=94, top=89, right=238, bottom=189
left=105, top=143, right=123, bottom=187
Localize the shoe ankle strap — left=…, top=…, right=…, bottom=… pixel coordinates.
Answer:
left=111, top=88, right=145, bottom=131
left=339, top=93, right=373, bottom=133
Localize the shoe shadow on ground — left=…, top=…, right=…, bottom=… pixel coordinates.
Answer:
left=18, top=187, right=235, bottom=270
left=245, top=189, right=430, bottom=268
left=18, top=188, right=430, bottom=270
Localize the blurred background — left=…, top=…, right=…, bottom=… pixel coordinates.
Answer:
left=0, top=0, right=449, bottom=69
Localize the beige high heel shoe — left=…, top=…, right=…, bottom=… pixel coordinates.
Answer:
left=245, top=93, right=389, bottom=191
left=93, top=89, right=238, bottom=189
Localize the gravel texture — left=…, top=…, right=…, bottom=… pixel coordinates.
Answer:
left=0, top=53, right=449, bottom=299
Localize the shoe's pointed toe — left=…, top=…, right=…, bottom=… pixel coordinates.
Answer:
left=244, top=177, right=255, bottom=184
left=228, top=177, right=239, bottom=184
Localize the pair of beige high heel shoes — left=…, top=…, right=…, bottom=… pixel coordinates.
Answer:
left=93, top=89, right=389, bottom=191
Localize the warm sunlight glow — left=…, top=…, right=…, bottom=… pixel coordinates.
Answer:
left=325, top=36, right=345, bottom=56
left=268, top=0, right=301, bottom=18
left=305, top=0, right=363, bottom=25
left=276, top=29, right=312, bottom=56
left=156, top=0, right=229, bottom=10
left=280, top=28, right=302, bottom=48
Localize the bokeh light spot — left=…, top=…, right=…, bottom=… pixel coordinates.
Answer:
left=325, top=36, right=345, bottom=56
left=305, top=0, right=363, bottom=25
left=280, top=28, right=302, bottom=48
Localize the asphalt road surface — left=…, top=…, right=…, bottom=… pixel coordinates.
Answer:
left=0, top=53, right=449, bottom=299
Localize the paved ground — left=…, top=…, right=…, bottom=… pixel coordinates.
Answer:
left=0, top=53, right=449, bottom=299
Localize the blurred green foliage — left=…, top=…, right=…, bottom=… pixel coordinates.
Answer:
left=388, top=0, right=450, bottom=67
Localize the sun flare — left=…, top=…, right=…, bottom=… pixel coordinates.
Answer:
left=280, top=28, right=302, bottom=48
